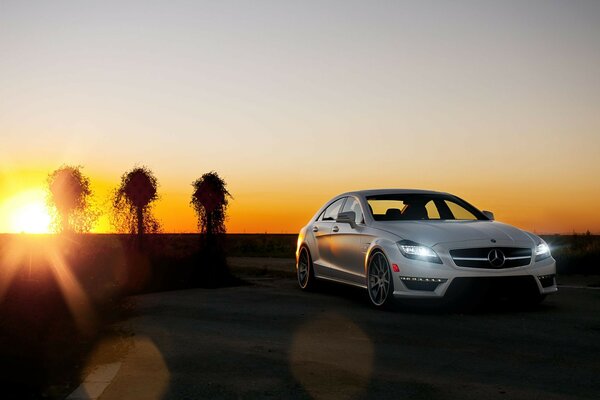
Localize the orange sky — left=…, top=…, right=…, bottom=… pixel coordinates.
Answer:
left=1, top=2, right=599, bottom=234
left=1, top=165, right=598, bottom=234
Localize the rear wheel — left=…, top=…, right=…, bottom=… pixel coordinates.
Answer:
left=297, top=247, right=317, bottom=290
left=367, top=251, right=394, bottom=308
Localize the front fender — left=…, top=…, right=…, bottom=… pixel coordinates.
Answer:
left=364, top=238, right=400, bottom=275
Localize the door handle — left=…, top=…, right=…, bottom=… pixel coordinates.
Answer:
left=332, top=226, right=339, bottom=233
left=312, top=226, right=319, bottom=232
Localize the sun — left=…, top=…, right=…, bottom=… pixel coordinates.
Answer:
left=2, top=189, right=52, bottom=233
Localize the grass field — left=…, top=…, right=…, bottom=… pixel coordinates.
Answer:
left=0, top=232, right=598, bottom=398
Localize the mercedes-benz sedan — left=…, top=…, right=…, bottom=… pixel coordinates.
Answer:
left=296, top=189, right=557, bottom=308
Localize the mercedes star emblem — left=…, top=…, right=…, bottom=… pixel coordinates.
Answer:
left=488, top=249, right=505, bottom=268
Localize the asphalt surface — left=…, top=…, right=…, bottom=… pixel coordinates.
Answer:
left=88, top=265, right=600, bottom=400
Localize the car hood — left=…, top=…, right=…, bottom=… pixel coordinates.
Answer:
left=370, top=220, right=535, bottom=247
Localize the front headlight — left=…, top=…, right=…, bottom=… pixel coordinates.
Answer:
left=535, top=242, right=551, bottom=261
left=397, top=240, right=442, bottom=264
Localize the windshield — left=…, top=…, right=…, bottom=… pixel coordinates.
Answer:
left=366, top=194, right=488, bottom=221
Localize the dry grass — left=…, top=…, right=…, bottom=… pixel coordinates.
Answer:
left=541, top=234, right=600, bottom=275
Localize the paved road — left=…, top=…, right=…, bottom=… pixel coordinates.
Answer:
left=89, top=273, right=599, bottom=400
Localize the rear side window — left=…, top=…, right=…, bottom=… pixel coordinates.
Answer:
left=319, top=198, right=346, bottom=221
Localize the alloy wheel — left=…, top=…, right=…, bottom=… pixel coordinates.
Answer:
left=368, top=252, right=392, bottom=306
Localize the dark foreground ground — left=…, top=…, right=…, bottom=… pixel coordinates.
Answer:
left=80, top=268, right=599, bottom=400
left=1, top=234, right=599, bottom=399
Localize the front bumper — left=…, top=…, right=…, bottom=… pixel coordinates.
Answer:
left=386, top=245, right=557, bottom=299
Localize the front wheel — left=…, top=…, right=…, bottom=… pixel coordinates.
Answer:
left=297, top=247, right=317, bottom=291
left=367, top=251, right=394, bottom=308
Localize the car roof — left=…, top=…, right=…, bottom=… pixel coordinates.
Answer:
left=339, top=189, right=449, bottom=197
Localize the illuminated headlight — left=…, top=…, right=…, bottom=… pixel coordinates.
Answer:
left=535, top=242, right=551, bottom=261
left=397, top=240, right=442, bottom=264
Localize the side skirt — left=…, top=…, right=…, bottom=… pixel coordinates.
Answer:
left=316, top=274, right=367, bottom=289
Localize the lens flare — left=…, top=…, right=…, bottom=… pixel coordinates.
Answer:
left=0, top=235, right=97, bottom=335
left=290, top=312, right=373, bottom=399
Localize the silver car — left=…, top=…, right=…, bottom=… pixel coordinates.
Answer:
left=296, top=189, right=557, bottom=308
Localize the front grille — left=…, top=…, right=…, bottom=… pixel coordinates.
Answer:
left=450, top=247, right=532, bottom=269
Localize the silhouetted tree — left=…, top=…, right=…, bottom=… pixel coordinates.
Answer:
left=191, top=171, right=232, bottom=286
left=191, top=171, right=231, bottom=236
left=47, top=165, right=98, bottom=233
left=112, top=166, right=160, bottom=244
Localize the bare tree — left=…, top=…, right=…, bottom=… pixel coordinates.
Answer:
left=47, top=165, right=97, bottom=233
left=112, top=166, right=160, bottom=243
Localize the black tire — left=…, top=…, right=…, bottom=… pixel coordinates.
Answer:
left=297, top=247, right=317, bottom=291
left=367, top=251, right=395, bottom=309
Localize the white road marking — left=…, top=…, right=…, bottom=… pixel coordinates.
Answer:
left=66, top=362, right=122, bottom=400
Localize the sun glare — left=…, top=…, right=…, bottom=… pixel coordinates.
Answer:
left=2, top=189, right=52, bottom=233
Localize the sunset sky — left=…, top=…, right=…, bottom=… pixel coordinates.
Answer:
left=1, top=1, right=599, bottom=234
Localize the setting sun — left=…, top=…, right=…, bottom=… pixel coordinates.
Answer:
left=1, top=189, right=52, bottom=234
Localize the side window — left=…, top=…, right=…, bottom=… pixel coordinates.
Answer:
left=425, top=200, right=441, bottom=219
left=321, top=198, right=346, bottom=221
left=341, top=197, right=364, bottom=224
left=445, top=200, right=477, bottom=220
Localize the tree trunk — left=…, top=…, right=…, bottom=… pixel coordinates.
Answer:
left=206, top=213, right=213, bottom=238
left=61, top=211, right=69, bottom=234
left=136, top=206, right=144, bottom=248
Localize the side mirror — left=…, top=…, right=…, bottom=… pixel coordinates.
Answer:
left=482, top=210, right=495, bottom=221
left=336, top=211, right=357, bottom=228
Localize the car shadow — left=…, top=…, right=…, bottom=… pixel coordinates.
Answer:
left=307, top=278, right=554, bottom=315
